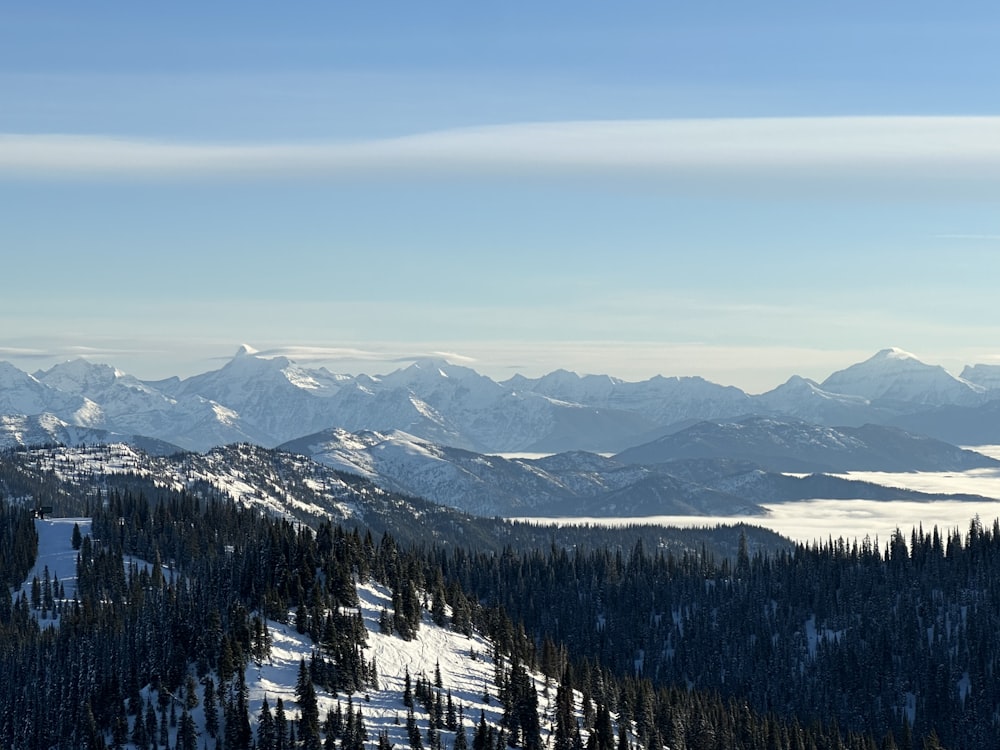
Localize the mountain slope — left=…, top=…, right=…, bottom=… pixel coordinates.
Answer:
left=507, top=369, right=753, bottom=428
left=0, top=413, right=182, bottom=455
left=754, top=375, right=889, bottom=426
left=4, top=346, right=1000, bottom=454
left=615, top=416, right=1000, bottom=473
left=280, top=428, right=765, bottom=517
left=820, top=347, right=985, bottom=407
left=280, top=428, right=997, bottom=518
left=15, top=516, right=617, bottom=750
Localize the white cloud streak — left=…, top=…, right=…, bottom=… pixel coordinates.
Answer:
left=3, top=117, right=1000, bottom=180
left=247, top=346, right=477, bottom=366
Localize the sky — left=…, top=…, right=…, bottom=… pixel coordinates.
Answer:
left=3, top=2, right=1000, bottom=393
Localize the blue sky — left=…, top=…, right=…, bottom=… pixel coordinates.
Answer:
left=3, top=3, right=1000, bottom=391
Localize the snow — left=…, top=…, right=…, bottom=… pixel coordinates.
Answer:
left=243, top=580, right=600, bottom=750
left=14, top=519, right=602, bottom=750
left=4, top=346, right=1000, bottom=454
left=820, top=348, right=985, bottom=406
left=13, top=518, right=90, bottom=622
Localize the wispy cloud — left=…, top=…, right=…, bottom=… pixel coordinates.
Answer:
left=0, top=344, right=160, bottom=360
left=3, top=117, right=1000, bottom=180
left=238, top=345, right=477, bottom=366
left=248, top=346, right=392, bottom=362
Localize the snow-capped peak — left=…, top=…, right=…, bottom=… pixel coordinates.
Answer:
left=820, top=348, right=985, bottom=406
left=877, top=346, right=919, bottom=361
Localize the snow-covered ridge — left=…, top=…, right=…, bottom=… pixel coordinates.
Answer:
left=1, top=347, right=999, bottom=453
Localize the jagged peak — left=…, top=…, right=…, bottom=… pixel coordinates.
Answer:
left=776, top=374, right=822, bottom=389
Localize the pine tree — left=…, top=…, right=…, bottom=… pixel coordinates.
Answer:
left=297, top=658, right=322, bottom=750
left=407, top=706, right=424, bottom=750
left=473, top=711, right=489, bottom=750
left=159, top=705, right=169, bottom=748
left=131, top=698, right=150, bottom=748
left=204, top=677, right=219, bottom=739
left=323, top=708, right=338, bottom=750
left=275, top=697, right=288, bottom=750
left=455, top=718, right=469, bottom=750
left=258, top=697, right=276, bottom=750
left=446, top=691, right=457, bottom=731
left=144, top=699, right=157, bottom=749
left=179, top=709, right=198, bottom=750
left=404, top=668, right=414, bottom=707
left=185, top=674, right=200, bottom=710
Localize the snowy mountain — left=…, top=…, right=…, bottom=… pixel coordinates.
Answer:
left=505, top=369, right=752, bottom=429
left=820, top=347, right=986, bottom=407
left=615, top=416, right=1000, bottom=473
left=960, top=363, right=1000, bottom=392
left=4, top=346, right=1000, bottom=453
left=31, top=357, right=259, bottom=450
left=322, top=359, right=659, bottom=453
left=279, top=427, right=995, bottom=518
left=164, top=345, right=347, bottom=444
left=754, top=375, right=890, bottom=426
left=279, top=428, right=764, bottom=517
left=0, top=413, right=182, bottom=455
left=0, top=360, right=93, bottom=421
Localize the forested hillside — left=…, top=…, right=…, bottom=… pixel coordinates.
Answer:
left=431, top=520, right=1000, bottom=749
left=1, top=445, right=994, bottom=748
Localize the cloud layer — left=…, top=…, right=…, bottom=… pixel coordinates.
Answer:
left=3, top=117, right=1000, bottom=180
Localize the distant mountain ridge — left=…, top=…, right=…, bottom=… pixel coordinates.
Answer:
left=0, top=346, right=998, bottom=453
left=279, top=424, right=997, bottom=518
left=615, top=416, right=1000, bottom=473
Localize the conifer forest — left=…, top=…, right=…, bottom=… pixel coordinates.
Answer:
left=2, top=449, right=999, bottom=749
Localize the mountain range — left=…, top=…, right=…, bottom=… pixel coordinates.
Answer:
left=279, top=423, right=997, bottom=517
left=2, top=346, right=1000, bottom=455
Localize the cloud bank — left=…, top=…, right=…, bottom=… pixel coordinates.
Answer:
left=3, top=117, right=1000, bottom=180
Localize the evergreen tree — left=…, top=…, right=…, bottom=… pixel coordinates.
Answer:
left=185, top=674, right=200, bottom=710
left=258, top=697, right=276, bottom=750
left=275, top=698, right=288, bottom=750
left=407, top=706, right=424, bottom=750
left=204, top=678, right=219, bottom=739
left=455, top=717, right=469, bottom=750
left=179, top=709, right=198, bottom=750
left=296, top=658, right=322, bottom=750
left=131, top=698, right=150, bottom=749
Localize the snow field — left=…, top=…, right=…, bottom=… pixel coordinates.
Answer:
left=12, top=517, right=90, bottom=623
left=246, top=581, right=595, bottom=750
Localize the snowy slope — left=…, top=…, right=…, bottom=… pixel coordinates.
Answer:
left=507, top=369, right=752, bottom=430
left=12, top=517, right=88, bottom=624
left=820, top=348, right=986, bottom=407
left=753, top=375, right=889, bottom=426
left=168, top=345, right=347, bottom=444
left=15, top=518, right=615, bottom=750
left=0, top=361, right=90, bottom=420
left=960, top=363, right=1000, bottom=392
left=244, top=583, right=557, bottom=750
left=280, top=428, right=767, bottom=517
left=615, top=416, right=1000, bottom=473
left=0, top=413, right=182, bottom=454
